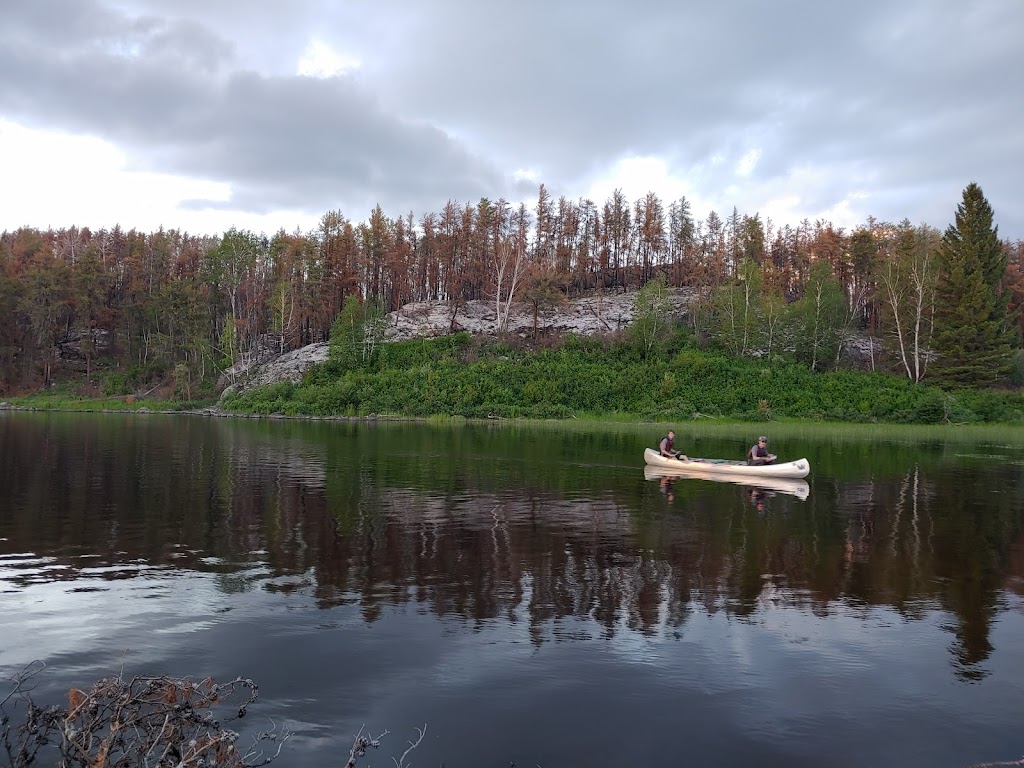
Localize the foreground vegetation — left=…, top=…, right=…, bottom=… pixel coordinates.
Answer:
left=219, top=328, right=1024, bottom=424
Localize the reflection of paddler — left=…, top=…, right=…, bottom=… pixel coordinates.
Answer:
left=659, top=475, right=675, bottom=503
left=744, top=486, right=773, bottom=512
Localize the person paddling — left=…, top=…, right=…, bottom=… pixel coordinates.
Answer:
left=659, top=430, right=689, bottom=462
left=747, top=435, right=776, bottom=465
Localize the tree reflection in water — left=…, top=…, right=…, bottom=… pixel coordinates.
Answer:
left=1, top=414, right=1022, bottom=683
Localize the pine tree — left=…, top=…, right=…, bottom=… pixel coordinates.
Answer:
left=929, top=183, right=1016, bottom=387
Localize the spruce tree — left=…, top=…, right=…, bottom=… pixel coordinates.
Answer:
left=929, top=183, right=1016, bottom=387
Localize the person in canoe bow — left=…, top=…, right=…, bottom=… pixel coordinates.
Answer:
left=659, top=430, right=689, bottom=462
left=747, top=435, right=777, bottom=465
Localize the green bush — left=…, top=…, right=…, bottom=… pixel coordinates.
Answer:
left=220, top=328, right=1024, bottom=425
left=101, top=372, right=131, bottom=396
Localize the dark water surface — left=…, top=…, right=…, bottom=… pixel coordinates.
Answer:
left=1, top=413, right=1023, bottom=767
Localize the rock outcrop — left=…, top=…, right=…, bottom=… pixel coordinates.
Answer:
left=219, top=289, right=696, bottom=397
left=220, top=343, right=330, bottom=397
left=383, top=290, right=671, bottom=341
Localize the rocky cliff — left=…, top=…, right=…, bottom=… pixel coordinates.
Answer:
left=220, top=288, right=695, bottom=397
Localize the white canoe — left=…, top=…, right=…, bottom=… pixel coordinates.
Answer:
left=643, top=448, right=810, bottom=479
left=643, top=465, right=810, bottom=500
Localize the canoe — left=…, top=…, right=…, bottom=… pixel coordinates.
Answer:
left=643, top=465, right=810, bottom=500
left=643, top=448, right=810, bottom=479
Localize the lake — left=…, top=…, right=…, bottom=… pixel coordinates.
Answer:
left=1, top=412, right=1022, bottom=767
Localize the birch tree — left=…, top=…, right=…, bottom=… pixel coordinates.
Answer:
left=791, top=261, right=847, bottom=371
left=712, top=258, right=762, bottom=356
left=491, top=205, right=529, bottom=334
left=630, top=275, right=674, bottom=357
left=876, top=221, right=940, bottom=382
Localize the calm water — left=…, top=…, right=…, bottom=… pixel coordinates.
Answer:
left=1, top=413, right=1023, bottom=767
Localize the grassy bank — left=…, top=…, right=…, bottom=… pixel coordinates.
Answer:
left=1, top=389, right=215, bottom=413
left=220, top=332, right=1024, bottom=425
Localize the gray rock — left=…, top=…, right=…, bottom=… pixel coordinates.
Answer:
left=220, top=342, right=330, bottom=398
left=217, top=289, right=695, bottom=400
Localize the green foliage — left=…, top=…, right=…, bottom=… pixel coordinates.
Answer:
left=101, top=372, right=132, bottom=396
left=630, top=276, right=675, bottom=357
left=329, top=297, right=386, bottom=371
left=219, top=316, right=239, bottom=370
left=1010, top=350, right=1024, bottom=387
left=223, top=327, right=1024, bottom=425
left=790, top=261, right=849, bottom=372
left=931, top=183, right=1017, bottom=387
left=712, top=259, right=762, bottom=356
left=173, top=362, right=192, bottom=401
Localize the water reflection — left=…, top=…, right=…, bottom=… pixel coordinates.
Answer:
left=643, top=465, right=811, bottom=500
left=1, top=413, right=1022, bottom=685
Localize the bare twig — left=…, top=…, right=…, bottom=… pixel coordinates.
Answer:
left=345, top=723, right=388, bottom=768
left=393, top=724, right=427, bottom=768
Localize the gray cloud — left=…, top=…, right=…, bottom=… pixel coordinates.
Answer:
left=0, top=0, right=515, bottom=221
left=363, top=0, right=1023, bottom=232
left=1, top=0, right=1021, bottom=235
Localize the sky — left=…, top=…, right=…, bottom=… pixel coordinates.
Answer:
left=1, top=0, right=1022, bottom=239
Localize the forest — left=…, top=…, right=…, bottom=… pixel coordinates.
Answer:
left=0, top=182, right=1021, bottom=401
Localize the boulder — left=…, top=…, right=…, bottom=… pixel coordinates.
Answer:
left=220, top=342, right=330, bottom=397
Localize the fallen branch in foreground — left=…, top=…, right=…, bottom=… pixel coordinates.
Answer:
left=2, top=662, right=424, bottom=768
left=1, top=660, right=285, bottom=767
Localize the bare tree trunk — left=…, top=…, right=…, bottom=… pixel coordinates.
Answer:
left=492, top=240, right=525, bottom=334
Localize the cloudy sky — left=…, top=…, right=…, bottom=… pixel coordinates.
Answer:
left=1, top=0, right=1021, bottom=239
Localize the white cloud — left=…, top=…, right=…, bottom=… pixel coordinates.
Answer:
left=512, top=167, right=540, bottom=184
left=755, top=167, right=873, bottom=231
left=735, top=148, right=761, bottom=178
left=0, top=119, right=316, bottom=235
left=296, top=38, right=362, bottom=78
left=574, top=152, right=875, bottom=233
left=584, top=156, right=698, bottom=207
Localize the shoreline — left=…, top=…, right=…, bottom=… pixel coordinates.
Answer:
left=0, top=402, right=423, bottom=422
left=5, top=401, right=1024, bottom=438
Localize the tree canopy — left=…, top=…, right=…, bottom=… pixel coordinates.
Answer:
left=930, top=183, right=1018, bottom=387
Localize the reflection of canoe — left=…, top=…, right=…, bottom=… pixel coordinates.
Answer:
left=643, top=465, right=810, bottom=500
left=643, top=448, right=811, bottom=479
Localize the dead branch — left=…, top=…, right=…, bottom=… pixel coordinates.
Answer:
left=345, top=724, right=388, bottom=768
left=393, top=724, right=426, bottom=768
left=1, top=664, right=287, bottom=767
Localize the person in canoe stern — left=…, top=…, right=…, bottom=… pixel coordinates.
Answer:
left=747, top=435, right=776, bottom=465
left=659, top=430, right=689, bottom=461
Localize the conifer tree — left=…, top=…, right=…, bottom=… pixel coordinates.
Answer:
left=930, top=183, right=1016, bottom=387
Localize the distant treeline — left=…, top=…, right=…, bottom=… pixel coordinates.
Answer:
left=0, top=182, right=1021, bottom=396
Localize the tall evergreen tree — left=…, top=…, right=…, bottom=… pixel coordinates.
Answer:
left=930, top=183, right=1016, bottom=387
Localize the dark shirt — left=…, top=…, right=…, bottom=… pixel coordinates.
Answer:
left=748, top=443, right=772, bottom=464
